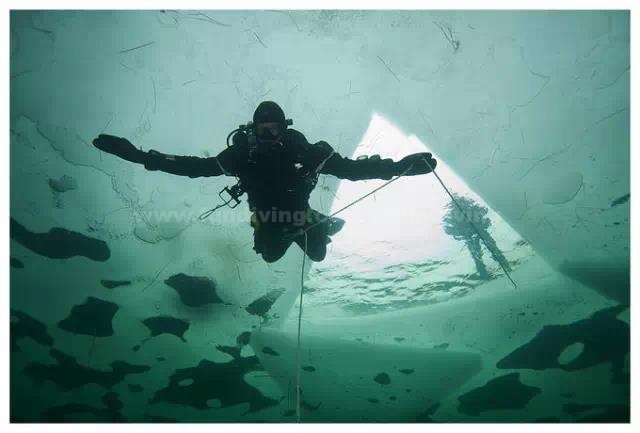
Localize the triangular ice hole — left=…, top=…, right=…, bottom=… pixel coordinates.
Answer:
left=303, top=113, right=532, bottom=316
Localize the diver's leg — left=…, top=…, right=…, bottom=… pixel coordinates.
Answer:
left=293, top=222, right=328, bottom=262
left=467, top=237, right=489, bottom=279
left=253, top=223, right=293, bottom=263
left=482, top=233, right=512, bottom=272
left=261, top=246, right=290, bottom=263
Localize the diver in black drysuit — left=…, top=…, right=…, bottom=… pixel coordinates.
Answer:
left=92, top=101, right=437, bottom=263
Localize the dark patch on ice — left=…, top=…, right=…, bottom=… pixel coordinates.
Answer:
left=24, top=349, right=150, bottom=390
left=40, top=403, right=107, bottom=422
left=262, top=346, right=279, bottom=356
left=433, top=343, right=449, bottom=349
left=406, top=388, right=412, bottom=393
left=457, top=373, right=540, bottom=416
left=217, top=345, right=241, bottom=359
left=145, top=414, right=177, bottom=422
left=301, top=400, right=321, bottom=411
left=58, top=297, right=119, bottom=337
left=142, top=316, right=189, bottom=341
left=165, top=273, right=224, bottom=307
left=156, top=357, right=166, bottom=362
left=563, top=402, right=629, bottom=423
left=101, top=279, right=131, bottom=289
left=415, top=403, right=440, bottom=422
left=245, top=289, right=285, bottom=317
left=610, top=193, right=630, bottom=207
left=302, top=365, right=316, bottom=372
left=128, top=384, right=143, bottom=393
left=367, top=398, right=379, bottom=404
left=399, top=368, right=414, bottom=375
left=39, top=392, right=125, bottom=422
left=10, top=309, right=53, bottom=352
left=216, top=331, right=252, bottom=359
left=389, top=396, right=397, bottom=401
left=394, top=337, right=405, bottom=342
left=102, top=391, right=124, bottom=411
left=497, top=305, right=629, bottom=383
left=534, top=416, right=561, bottom=422
left=10, top=257, right=24, bottom=268
left=10, top=218, right=110, bottom=261
left=237, top=331, right=251, bottom=346
left=374, top=372, right=391, bottom=385
left=133, top=316, right=189, bottom=352
left=48, top=175, right=77, bottom=193
left=150, top=356, right=277, bottom=412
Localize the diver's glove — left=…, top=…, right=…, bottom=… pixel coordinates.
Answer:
left=396, top=152, right=437, bottom=176
left=92, top=134, right=146, bottom=164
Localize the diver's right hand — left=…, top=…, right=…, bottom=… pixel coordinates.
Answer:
left=92, top=134, right=146, bottom=164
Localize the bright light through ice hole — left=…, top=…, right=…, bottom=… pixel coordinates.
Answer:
left=319, top=113, right=523, bottom=276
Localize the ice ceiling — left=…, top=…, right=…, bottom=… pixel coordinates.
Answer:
left=10, top=10, right=629, bottom=422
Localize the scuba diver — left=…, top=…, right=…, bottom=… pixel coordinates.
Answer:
left=92, top=101, right=437, bottom=263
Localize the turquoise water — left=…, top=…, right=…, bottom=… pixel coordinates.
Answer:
left=10, top=10, right=629, bottom=423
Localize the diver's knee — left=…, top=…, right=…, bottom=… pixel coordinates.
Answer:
left=261, top=246, right=289, bottom=263
left=261, top=252, right=282, bottom=263
left=306, top=248, right=326, bottom=262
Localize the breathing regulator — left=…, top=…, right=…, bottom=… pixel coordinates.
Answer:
left=199, top=118, right=294, bottom=220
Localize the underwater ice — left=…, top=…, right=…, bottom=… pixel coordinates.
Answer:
left=10, top=10, right=629, bottom=422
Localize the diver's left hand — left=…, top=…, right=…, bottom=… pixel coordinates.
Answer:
left=92, top=134, right=145, bottom=164
left=396, top=152, right=437, bottom=175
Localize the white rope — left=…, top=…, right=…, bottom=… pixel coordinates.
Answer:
left=295, top=230, right=308, bottom=423
left=292, top=166, right=412, bottom=423
left=303, top=164, right=416, bottom=233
